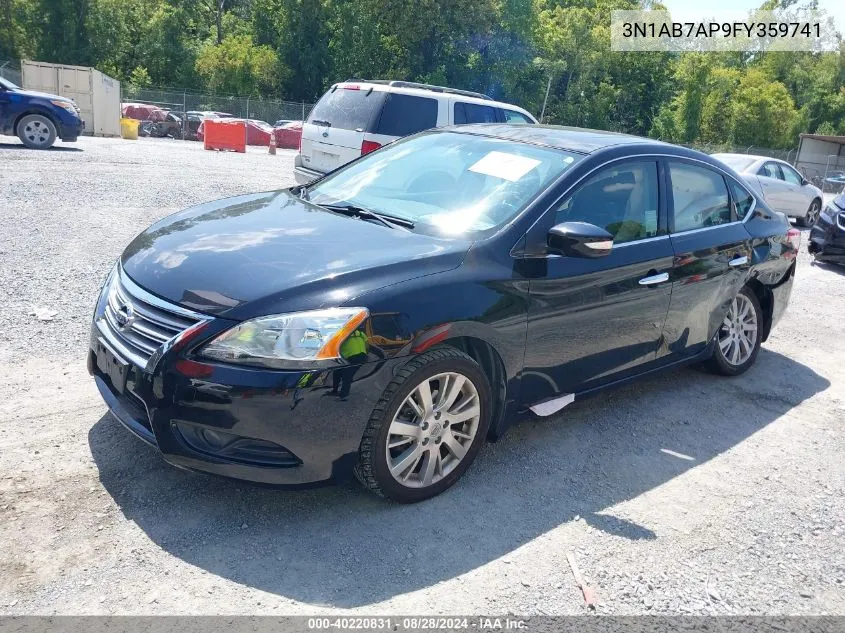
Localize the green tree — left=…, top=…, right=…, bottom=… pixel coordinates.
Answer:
left=0, top=0, right=36, bottom=60
left=699, top=67, right=741, bottom=144
left=34, top=0, right=91, bottom=64
left=196, top=33, right=285, bottom=95
left=729, top=69, right=799, bottom=148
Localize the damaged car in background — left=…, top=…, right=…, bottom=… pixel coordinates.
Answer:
left=808, top=192, right=845, bottom=265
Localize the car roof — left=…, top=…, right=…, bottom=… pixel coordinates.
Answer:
left=440, top=124, right=666, bottom=154
left=334, top=81, right=537, bottom=121
left=712, top=152, right=772, bottom=163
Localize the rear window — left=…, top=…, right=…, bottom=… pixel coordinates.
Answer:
left=713, top=154, right=756, bottom=172
left=373, top=93, right=438, bottom=136
left=307, top=87, right=386, bottom=131
left=455, top=102, right=499, bottom=124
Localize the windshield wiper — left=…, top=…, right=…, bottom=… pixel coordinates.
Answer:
left=320, top=204, right=415, bottom=230
left=311, top=119, right=331, bottom=127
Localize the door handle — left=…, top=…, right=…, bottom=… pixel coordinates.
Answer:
left=729, top=255, right=748, bottom=267
left=639, top=272, right=669, bottom=285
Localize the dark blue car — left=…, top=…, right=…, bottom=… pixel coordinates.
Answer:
left=0, top=76, right=84, bottom=149
left=808, top=192, right=845, bottom=264
left=89, top=125, right=799, bottom=502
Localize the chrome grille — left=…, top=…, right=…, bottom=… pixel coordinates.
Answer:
left=837, top=211, right=845, bottom=231
left=99, top=268, right=204, bottom=369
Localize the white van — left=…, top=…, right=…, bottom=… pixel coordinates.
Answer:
left=294, top=80, right=538, bottom=184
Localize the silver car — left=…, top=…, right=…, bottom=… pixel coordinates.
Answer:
left=712, top=153, right=824, bottom=227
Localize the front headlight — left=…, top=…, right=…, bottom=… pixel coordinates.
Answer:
left=50, top=99, right=78, bottom=115
left=822, top=204, right=840, bottom=221
left=198, top=308, right=369, bottom=368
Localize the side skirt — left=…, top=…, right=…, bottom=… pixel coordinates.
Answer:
left=524, top=342, right=715, bottom=417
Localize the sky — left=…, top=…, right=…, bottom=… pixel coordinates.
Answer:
left=660, top=0, right=845, bottom=35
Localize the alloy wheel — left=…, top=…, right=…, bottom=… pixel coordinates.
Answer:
left=386, top=372, right=481, bottom=488
left=805, top=202, right=820, bottom=227
left=23, top=120, right=51, bottom=147
left=718, top=294, right=758, bottom=366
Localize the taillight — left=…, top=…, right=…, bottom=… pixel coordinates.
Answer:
left=361, top=140, right=382, bottom=155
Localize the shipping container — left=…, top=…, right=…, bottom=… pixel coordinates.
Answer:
left=21, top=60, right=121, bottom=137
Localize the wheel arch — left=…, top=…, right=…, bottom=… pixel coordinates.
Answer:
left=436, top=335, right=509, bottom=442
left=14, top=108, right=61, bottom=135
left=744, top=277, right=774, bottom=342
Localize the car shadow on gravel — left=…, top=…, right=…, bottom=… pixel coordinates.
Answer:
left=810, top=260, right=845, bottom=276
left=0, top=142, right=83, bottom=152
left=88, top=348, right=829, bottom=607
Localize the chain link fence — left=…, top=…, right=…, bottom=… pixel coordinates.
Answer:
left=683, top=142, right=800, bottom=165
left=122, top=83, right=313, bottom=128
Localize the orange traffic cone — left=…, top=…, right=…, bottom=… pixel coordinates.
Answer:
left=268, top=134, right=277, bottom=155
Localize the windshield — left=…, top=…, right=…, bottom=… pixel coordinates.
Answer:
left=0, top=77, right=19, bottom=90
left=307, top=131, right=582, bottom=235
left=713, top=154, right=756, bottom=172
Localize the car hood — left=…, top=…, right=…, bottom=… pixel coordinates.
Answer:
left=13, top=88, right=70, bottom=102
left=121, top=191, right=471, bottom=320
left=834, top=193, right=845, bottom=210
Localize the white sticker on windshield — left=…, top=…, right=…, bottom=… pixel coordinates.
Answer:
left=468, top=151, right=541, bottom=182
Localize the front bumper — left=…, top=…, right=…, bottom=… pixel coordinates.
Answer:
left=58, top=118, right=84, bottom=142
left=808, top=208, right=845, bottom=264
left=88, top=291, right=405, bottom=487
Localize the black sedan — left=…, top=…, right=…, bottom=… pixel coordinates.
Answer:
left=808, top=192, right=845, bottom=264
left=89, top=125, right=799, bottom=502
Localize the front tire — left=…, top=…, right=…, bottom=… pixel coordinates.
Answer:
left=17, top=114, right=57, bottom=149
left=799, top=200, right=821, bottom=228
left=706, top=286, right=763, bottom=376
left=355, top=346, right=491, bottom=502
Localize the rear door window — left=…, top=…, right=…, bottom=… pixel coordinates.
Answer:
left=503, top=109, right=534, bottom=124
left=454, top=102, right=499, bottom=124
left=373, top=93, right=438, bottom=136
left=307, top=87, right=385, bottom=131
left=668, top=161, right=732, bottom=232
left=759, top=162, right=783, bottom=180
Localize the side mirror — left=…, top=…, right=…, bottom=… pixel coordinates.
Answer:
left=801, top=178, right=809, bottom=186
left=547, top=221, right=614, bottom=258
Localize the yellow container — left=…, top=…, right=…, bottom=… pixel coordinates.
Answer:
left=120, top=117, right=140, bottom=140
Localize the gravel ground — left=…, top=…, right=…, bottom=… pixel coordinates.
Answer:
left=0, top=135, right=844, bottom=616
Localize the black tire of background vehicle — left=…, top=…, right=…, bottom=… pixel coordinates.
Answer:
left=355, top=345, right=492, bottom=503
left=798, top=200, right=821, bottom=228
left=16, top=113, right=57, bottom=149
left=706, top=286, right=763, bottom=377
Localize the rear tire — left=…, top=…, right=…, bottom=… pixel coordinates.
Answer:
left=17, top=114, right=57, bottom=149
left=706, top=286, right=763, bottom=376
left=355, top=346, right=491, bottom=503
left=798, top=200, right=821, bottom=228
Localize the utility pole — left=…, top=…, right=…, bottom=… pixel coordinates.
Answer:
left=540, top=74, right=552, bottom=123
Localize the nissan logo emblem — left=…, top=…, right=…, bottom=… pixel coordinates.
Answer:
left=114, top=303, right=135, bottom=331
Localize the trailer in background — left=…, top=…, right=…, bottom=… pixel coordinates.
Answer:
left=21, top=60, right=120, bottom=137
left=795, top=133, right=845, bottom=194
